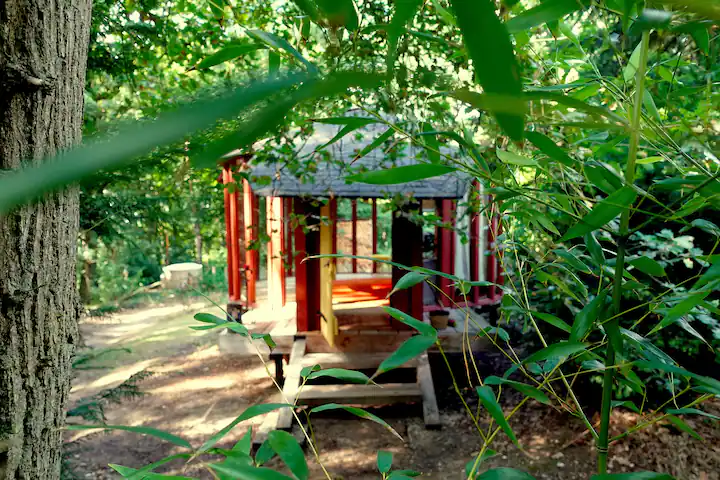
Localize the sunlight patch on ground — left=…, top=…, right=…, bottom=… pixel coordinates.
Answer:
left=72, top=358, right=158, bottom=396
left=148, top=375, right=238, bottom=394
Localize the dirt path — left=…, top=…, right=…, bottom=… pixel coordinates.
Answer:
left=66, top=299, right=720, bottom=479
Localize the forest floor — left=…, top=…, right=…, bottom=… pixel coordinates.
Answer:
left=66, top=295, right=720, bottom=480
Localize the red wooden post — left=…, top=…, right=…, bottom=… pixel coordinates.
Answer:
left=469, top=181, right=481, bottom=304
left=487, top=212, right=498, bottom=302
left=243, top=179, right=258, bottom=307
left=351, top=199, right=358, bottom=272
left=438, top=199, right=455, bottom=307
left=223, top=166, right=241, bottom=303
left=294, top=199, right=321, bottom=332
left=371, top=198, right=378, bottom=274
left=391, top=204, right=423, bottom=320
left=266, top=197, right=286, bottom=309
left=284, top=197, right=293, bottom=277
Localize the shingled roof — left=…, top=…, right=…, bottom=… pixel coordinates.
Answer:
left=246, top=116, right=471, bottom=199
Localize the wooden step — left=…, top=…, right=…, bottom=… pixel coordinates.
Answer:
left=297, top=352, right=417, bottom=370
left=297, top=383, right=422, bottom=406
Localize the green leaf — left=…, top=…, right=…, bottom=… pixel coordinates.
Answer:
left=374, top=335, right=437, bottom=376
left=570, top=291, right=607, bottom=342
left=309, top=403, right=402, bottom=440
left=629, top=256, right=666, bottom=277
left=535, top=213, right=560, bottom=236
left=196, top=44, right=265, bottom=69
left=666, top=408, right=720, bottom=421
left=497, top=150, right=537, bottom=166
left=195, top=313, right=229, bottom=325
left=651, top=291, right=710, bottom=334
left=554, top=249, right=591, bottom=274
left=248, top=30, right=319, bottom=73
left=684, top=219, right=720, bottom=237
left=388, top=271, right=430, bottom=298
left=315, top=0, right=359, bottom=30
left=227, top=322, right=251, bottom=336
left=533, top=312, right=571, bottom=333
left=354, top=127, right=395, bottom=160
left=377, top=450, right=393, bottom=474
left=347, top=164, right=456, bottom=185
left=255, top=440, right=276, bottom=466
left=232, top=428, right=253, bottom=455
left=465, top=450, right=497, bottom=478
left=525, top=131, right=575, bottom=167
left=200, top=403, right=292, bottom=452
left=484, top=376, right=551, bottom=405
left=506, top=0, right=590, bottom=34
left=624, top=41, right=643, bottom=82
left=689, top=26, right=710, bottom=53
left=307, top=368, right=371, bottom=384
left=252, top=333, right=277, bottom=350
left=387, top=0, right=423, bottom=69
left=210, top=463, right=294, bottom=480
left=0, top=75, right=307, bottom=213
left=450, top=0, right=525, bottom=140
left=522, top=341, right=588, bottom=366
left=66, top=425, right=192, bottom=449
left=292, top=0, right=320, bottom=21
left=476, top=386, right=518, bottom=445
left=123, top=454, right=194, bottom=480
left=584, top=232, right=606, bottom=266
left=665, top=416, right=703, bottom=441
left=110, top=464, right=193, bottom=479
left=477, top=467, right=536, bottom=479
left=561, top=187, right=638, bottom=241
left=384, top=307, right=436, bottom=336
left=611, top=400, right=640, bottom=413
left=268, top=430, right=308, bottom=480
left=634, top=360, right=720, bottom=395
left=313, top=117, right=380, bottom=150
left=591, top=473, right=674, bottom=479
left=431, top=0, right=456, bottom=25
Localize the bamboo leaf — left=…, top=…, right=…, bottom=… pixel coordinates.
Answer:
left=584, top=232, right=606, bottom=266
left=377, top=450, right=393, bottom=474
left=561, top=187, right=638, bottom=241
left=248, top=30, right=319, bottom=73
left=651, top=291, right=710, bottom=334
left=354, top=127, right=395, bottom=160
left=374, top=335, right=437, bottom=376
left=522, top=341, right=588, bottom=366
left=66, top=424, right=192, bottom=449
left=624, top=41, right=643, bottom=82
left=347, top=164, right=456, bottom=185
left=315, top=0, right=359, bottom=30
left=629, top=256, right=666, bottom=277
left=314, top=117, right=380, bottom=150
left=465, top=450, right=497, bottom=478
left=526, top=131, right=576, bottom=167
left=387, top=0, right=423, bottom=69
left=268, top=430, right=308, bottom=480
left=665, top=416, right=703, bottom=441
left=478, top=468, right=537, bottom=479
left=307, top=368, right=371, bottom=384
left=476, top=386, right=518, bottom=445
left=484, top=376, right=551, bottom=405
left=497, top=150, right=538, bottom=166
left=388, top=272, right=430, bottom=298
left=533, top=312, right=572, bottom=333
left=310, top=403, right=402, bottom=440
left=570, top=290, right=607, bottom=342
left=666, top=408, right=720, bottom=421
left=634, top=360, right=720, bottom=395
left=450, top=0, right=525, bottom=140
left=255, top=440, right=276, bottom=466
left=200, top=403, right=292, bottom=452
left=196, top=44, right=265, bottom=69
left=506, top=0, right=591, bottom=34
left=210, top=463, right=294, bottom=479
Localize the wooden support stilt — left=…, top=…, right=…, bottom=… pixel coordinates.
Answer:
left=417, top=352, right=441, bottom=428
left=243, top=179, right=258, bottom=307
left=223, top=166, right=241, bottom=304
left=267, top=197, right=286, bottom=309
left=294, top=200, right=320, bottom=332
left=330, top=198, right=338, bottom=255
left=470, top=181, right=481, bottom=305
left=488, top=212, right=498, bottom=302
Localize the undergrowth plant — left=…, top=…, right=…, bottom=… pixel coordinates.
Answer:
left=1, top=0, right=718, bottom=478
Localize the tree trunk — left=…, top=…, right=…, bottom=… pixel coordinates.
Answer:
left=0, top=1, right=92, bottom=478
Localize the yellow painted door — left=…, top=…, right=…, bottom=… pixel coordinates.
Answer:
left=319, top=204, right=337, bottom=346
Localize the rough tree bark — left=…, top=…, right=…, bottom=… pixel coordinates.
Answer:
left=0, top=1, right=92, bottom=478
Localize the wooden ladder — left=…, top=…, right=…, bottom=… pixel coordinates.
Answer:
left=253, top=337, right=440, bottom=447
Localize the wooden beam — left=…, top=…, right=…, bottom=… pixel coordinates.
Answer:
left=299, top=352, right=418, bottom=370
left=351, top=199, right=358, bottom=273
left=223, top=167, right=235, bottom=301
left=266, top=197, right=286, bottom=309
left=243, top=179, right=257, bottom=307
left=371, top=199, right=378, bottom=274
left=276, top=338, right=306, bottom=429
left=284, top=198, right=293, bottom=277
left=297, top=383, right=422, bottom=407
left=417, top=353, right=441, bottom=428
left=294, top=200, right=321, bottom=332
left=488, top=212, right=498, bottom=302
left=330, top=198, right=338, bottom=255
